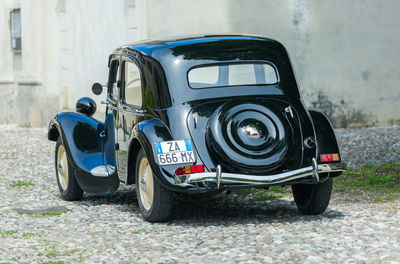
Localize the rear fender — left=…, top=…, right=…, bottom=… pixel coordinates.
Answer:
left=48, top=112, right=119, bottom=194
left=309, top=110, right=341, bottom=162
left=131, top=119, right=177, bottom=189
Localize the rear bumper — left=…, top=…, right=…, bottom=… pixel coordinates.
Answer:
left=175, top=158, right=346, bottom=187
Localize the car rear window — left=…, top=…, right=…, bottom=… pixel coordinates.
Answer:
left=188, top=63, right=278, bottom=89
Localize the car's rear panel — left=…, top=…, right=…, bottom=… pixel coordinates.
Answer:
left=185, top=95, right=314, bottom=176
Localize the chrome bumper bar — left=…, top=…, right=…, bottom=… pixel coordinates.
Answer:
left=175, top=158, right=346, bottom=188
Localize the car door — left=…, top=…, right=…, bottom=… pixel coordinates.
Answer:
left=105, top=55, right=122, bottom=171
left=116, top=55, right=144, bottom=182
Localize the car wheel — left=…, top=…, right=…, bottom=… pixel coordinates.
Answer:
left=55, top=137, right=83, bottom=201
left=291, top=178, right=333, bottom=215
left=135, top=149, right=172, bottom=222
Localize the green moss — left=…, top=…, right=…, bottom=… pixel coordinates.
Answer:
left=22, top=232, right=36, bottom=238
left=0, top=230, right=19, bottom=236
left=40, top=210, right=68, bottom=216
left=10, top=179, right=34, bottom=188
left=29, top=210, right=68, bottom=218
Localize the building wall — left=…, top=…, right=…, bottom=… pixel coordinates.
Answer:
left=0, top=0, right=399, bottom=128
left=147, top=0, right=400, bottom=127
left=0, top=0, right=146, bottom=126
left=146, top=0, right=231, bottom=38
left=0, top=0, right=18, bottom=124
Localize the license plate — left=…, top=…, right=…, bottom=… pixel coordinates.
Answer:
left=155, top=139, right=195, bottom=165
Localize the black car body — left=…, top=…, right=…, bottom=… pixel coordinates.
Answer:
left=48, top=35, right=346, bottom=221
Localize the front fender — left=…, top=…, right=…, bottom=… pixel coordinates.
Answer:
left=48, top=112, right=119, bottom=194
left=309, top=110, right=341, bottom=162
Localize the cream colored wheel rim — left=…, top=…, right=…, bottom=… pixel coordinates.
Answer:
left=138, top=157, right=154, bottom=211
left=57, top=145, right=69, bottom=190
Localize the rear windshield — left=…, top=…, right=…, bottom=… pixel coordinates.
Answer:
left=188, top=63, right=278, bottom=89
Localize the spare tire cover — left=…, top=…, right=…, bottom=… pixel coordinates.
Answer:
left=207, top=100, right=293, bottom=173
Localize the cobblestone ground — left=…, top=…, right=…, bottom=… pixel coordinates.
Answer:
left=1, top=124, right=400, bottom=263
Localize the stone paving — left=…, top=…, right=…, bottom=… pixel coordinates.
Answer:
left=0, top=124, right=400, bottom=263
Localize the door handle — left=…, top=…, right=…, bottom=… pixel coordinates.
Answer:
left=101, top=101, right=146, bottom=115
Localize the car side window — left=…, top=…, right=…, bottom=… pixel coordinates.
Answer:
left=123, top=61, right=142, bottom=107
left=108, top=58, right=120, bottom=100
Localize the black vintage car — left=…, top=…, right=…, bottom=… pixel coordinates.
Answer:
left=48, top=35, right=346, bottom=222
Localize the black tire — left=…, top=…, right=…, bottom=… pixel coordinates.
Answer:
left=55, top=137, right=83, bottom=201
left=135, top=149, right=172, bottom=222
left=291, top=178, right=333, bottom=215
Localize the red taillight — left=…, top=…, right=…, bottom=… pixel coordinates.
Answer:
left=174, top=167, right=184, bottom=176
left=320, top=153, right=339, bottom=162
left=175, top=165, right=204, bottom=175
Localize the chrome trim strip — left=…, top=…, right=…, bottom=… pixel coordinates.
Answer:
left=216, top=165, right=222, bottom=189
left=176, top=160, right=346, bottom=186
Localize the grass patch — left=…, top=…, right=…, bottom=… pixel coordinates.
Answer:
left=37, top=210, right=68, bottom=217
left=236, top=185, right=290, bottom=201
left=40, top=210, right=68, bottom=216
left=10, top=179, right=34, bottom=188
left=22, top=232, right=36, bottom=238
left=28, top=210, right=69, bottom=218
left=39, top=243, right=82, bottom=260
left=0, top=230, right=19, bottom=237
left=334, top=161, right=400, bottom=202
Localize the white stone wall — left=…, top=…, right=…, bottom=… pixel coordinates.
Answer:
left=0, top=0, right=146, bottom=126
left=0, top=0, right=17, bottom=124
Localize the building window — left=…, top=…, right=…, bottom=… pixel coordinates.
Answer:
left=10, top=9, right=21, bottom=52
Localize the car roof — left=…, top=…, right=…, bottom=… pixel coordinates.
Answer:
left=114, top=35, right=299, bottom=108
left=119, top=34, right=285, bottom=60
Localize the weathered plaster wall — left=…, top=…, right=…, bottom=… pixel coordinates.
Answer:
left=0, top=0, right=17, bottom=124
left=148, top=0, right=400, bottom=127
left=64, top=0, right=146, bottom=120
left=0, top=0, right=399, bottom=127
left=0, top=0, right=147, bottom=125
left=146, top=0, right=231, bottom=38
left=229, top=0, right=400, bottom=127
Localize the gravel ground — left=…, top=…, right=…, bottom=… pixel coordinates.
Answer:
left=336, top=125, right=400, bottom=169
left=1, top=124, right=400, bottom=263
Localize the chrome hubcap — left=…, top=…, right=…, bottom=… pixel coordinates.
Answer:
left=138, top=158, right=154, bottom=211
left=244, top=124, right=262, bottom=139
left=56, top=145, right=69, bottom=190
left=58, top=162, right=63, bottom=175
left=140, top=176, right=146, bottom=192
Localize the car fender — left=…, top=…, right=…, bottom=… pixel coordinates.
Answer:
left=131, top=118, right=180, bottom=189
left=48, top=112, right=119, bottom=194
left=308, top=110, right=341, bottom=161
